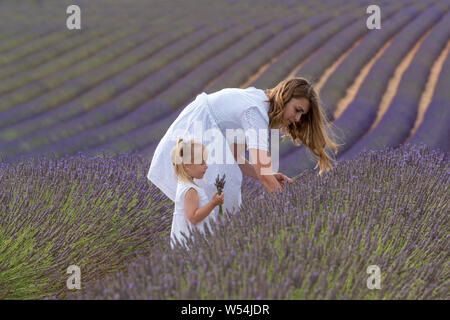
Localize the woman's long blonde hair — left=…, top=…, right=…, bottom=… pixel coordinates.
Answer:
left=264, top=77, right=343, bottom=176
left=170, top=138, right=208, bottom=186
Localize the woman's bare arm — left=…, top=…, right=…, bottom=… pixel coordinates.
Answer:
left=230, top=142, right=259, bottom=180
left=230, top=141, right=291, bottom=193
left=248, top=148, right=282, bottom=194
left=239, top=158, right=259, bottom=180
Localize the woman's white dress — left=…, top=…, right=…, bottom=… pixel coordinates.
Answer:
left=147, top=87, right=271, bottom=214
left=170, top=179, right=217, bottom=249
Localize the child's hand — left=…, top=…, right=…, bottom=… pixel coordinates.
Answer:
left=211, top=191, right=224, bottom=206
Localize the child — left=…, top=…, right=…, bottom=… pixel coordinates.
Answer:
left=169, top=138, right=224, bottom=249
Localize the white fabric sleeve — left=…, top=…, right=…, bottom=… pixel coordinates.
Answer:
left=241, top=107, right=269, bottom=151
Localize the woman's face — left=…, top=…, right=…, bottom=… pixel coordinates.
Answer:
left=281, top=97, right=310, bottom=127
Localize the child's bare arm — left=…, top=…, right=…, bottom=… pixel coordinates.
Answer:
left=185, top=189, right=224, bottom=224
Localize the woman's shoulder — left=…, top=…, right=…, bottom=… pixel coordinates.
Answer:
left=244, top=87, right=269, bottom=114
left=209, top=87, right=267, bottom=106
left=207, top=87, right=269, bottom=126
left=245, top=86, right=268, bottom=99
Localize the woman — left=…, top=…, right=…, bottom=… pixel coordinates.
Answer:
left=147, top=77, right=339, bottom=214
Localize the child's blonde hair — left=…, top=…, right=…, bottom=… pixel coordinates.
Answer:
left=170, top=138, right=208, bottom=185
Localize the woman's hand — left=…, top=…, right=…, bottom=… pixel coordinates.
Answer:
left=273, top=173, right=293, bottom=186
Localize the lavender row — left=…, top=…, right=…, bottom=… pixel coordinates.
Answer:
left=0, top=6, right=179, bottom=80
left=1, top=13, right=288, bottom=163
left=340, top=10, right=450, bottom=160
left=0, top=11, right=182, bottom=105
left=0, top=24, right=41, bottom=44
left=0, top=12, right=143, bottom=70
left=0, top=0, right=81, bottom=28
left=0, top=29, right=106, bottom=80
left=406, top=45, right=450, bottom=153
left=0, top=2, right=75, bottom=45
left=0, top=29, right=83, bottom=67
left=0, top=0, right=175, bottom=32
left=279, top=4, right=445, bottom=176
left=0, top=24, right=62, bottom=55
left=0, top=15, right=202, bottom=126
left=0, top=1, right=170, bottom=59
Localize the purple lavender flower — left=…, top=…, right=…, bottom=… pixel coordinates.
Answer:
left=214, top=174, right=226, bottom=215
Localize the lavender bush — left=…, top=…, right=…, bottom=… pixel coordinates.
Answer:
left=63, top=143, right=448, bottom=300
left=0, top=151, right=173, bottom=299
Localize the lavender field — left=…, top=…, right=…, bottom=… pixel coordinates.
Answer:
left=0, top=144, right=448, bottom=299
left=0, top=0, right=449, bottom=299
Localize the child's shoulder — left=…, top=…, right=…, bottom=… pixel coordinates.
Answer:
left=175, top=180, right=202, bottom=201
left=177, top=180, right=200, bottom=193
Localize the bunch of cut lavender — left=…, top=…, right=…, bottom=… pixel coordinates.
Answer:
left=214, top=174, right=226, bottom=215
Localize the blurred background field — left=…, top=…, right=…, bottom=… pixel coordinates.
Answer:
left=0, top=0, right=448, bottom=170
left=0, top=0, right=448, bottom=299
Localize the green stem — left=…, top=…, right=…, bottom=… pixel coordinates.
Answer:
left=218, top=190, right=223, bottom=215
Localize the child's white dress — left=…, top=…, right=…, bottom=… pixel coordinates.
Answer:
left=148, top=87, right=272, bottom=215
left=170, top=179, right=218, bottom=249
